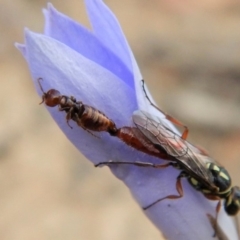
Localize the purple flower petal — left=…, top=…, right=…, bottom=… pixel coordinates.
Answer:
left=85, top=0, right=158, bottom=112
left=85, top=0, right=131, bottom=72
left=43, top=3, right=134, bottom=90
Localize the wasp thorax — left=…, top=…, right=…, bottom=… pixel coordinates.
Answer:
left=207, top=163, right=231, bottom=192
left=224, top=186, right=240, bottom=215
left=44, top=89, right=61, bottom=107
left=60, top=96, right=77, bottom=109
left=59, top=96, right=68, bottom=105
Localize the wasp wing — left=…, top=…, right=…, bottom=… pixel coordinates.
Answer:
left=132, top=110, right=216, bottom=190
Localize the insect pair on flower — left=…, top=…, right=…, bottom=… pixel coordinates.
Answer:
left=39, top=77, right=240, bottom=227
left=16, top=1, right=239, bottom=239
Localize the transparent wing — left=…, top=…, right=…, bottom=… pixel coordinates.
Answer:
left=132, top=110, right=216, bottom=189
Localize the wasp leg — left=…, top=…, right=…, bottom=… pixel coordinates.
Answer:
left=58, top=106, right=73, bottom=129
left=213, top=201, right=221, bottom=238
left=141, top=79, right=188, bottom=140
left=59, top=106, right=70, bottom=111
left=207, top=213, right=229, bottom=240
left=80, top=125, right=100, bottom=138
left=143, top=171, right=187, bottom=210
left=195, top=145, right=209, bottom=156
left=95, top=160, right=177, bottom=169
left=204, top=195, right=222, bottom=237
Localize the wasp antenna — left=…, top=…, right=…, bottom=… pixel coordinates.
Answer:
left=37, top=78, right=45, bottom=93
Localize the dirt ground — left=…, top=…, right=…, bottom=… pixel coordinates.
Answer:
left=1, top=0, right=240, bottom=239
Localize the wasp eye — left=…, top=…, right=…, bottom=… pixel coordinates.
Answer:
left=224, top=186, right=240, bottom=215
left=44, top=89, right=61, bottom=107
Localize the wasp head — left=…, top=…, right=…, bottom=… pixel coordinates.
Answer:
left=41, top=89, right=61, bottom=107
left=224, top=186, right=240, bottom=215
left=38, top=78, right=61, bottom=107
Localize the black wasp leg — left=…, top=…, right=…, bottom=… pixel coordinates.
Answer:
left=141, top=79, right=189, bottom=140
left=143, top=171, right=187, bottom=210
left=59, top=106, right=73, bottom=129
left=59, top=106, right=70, bottom=111
left=95, top=160, right=177, bottom=169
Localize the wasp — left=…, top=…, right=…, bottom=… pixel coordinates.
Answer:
left=38, top=78, right=117, bottom=135
left=96, top=80, right=240, bottom=229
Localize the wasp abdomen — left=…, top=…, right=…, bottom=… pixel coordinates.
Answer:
left=116, top=127, right=170, bottom=159
left=38, top=78, right=117, bottom=135
left=78, top=105, right=117, bottom=134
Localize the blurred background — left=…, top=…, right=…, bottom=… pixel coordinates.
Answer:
left=1, top=0, right=240, bottom=239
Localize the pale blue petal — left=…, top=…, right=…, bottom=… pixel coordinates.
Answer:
left=85, top=0, right=157, bottom=112
left=85, top=0, right=132, bottom=72
left=43, top=3, right=134, bottom=89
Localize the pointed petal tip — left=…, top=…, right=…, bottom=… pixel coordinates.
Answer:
left=15, top=43, right=27, bottom=58
left=24, top=28, right=41, bottom=42
left=42, top=2, right=54, bottom=18
left=14, top=42, right=25, bottom=50
left=47, top=2, right=54, bottom=10
left=47, top=2, right=56, bottom=15
left=24, top=28, right=34, bottom=43
left=23, top=27, right=31, bottom=37
left=45, top=2, right=60, bottom=22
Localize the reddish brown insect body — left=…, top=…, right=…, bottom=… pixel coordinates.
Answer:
left=115, top=127, right=172, bottom=160
left=38, top=78, right=117, bottom=135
